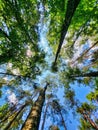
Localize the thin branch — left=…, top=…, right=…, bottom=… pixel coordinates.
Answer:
left=83, top=60, right=98, bottom=70
left=71, top=71, right=98, bottom=78
left=71, top=41, right=98, bottom=65
left=0, top=72, right=31, bottom=79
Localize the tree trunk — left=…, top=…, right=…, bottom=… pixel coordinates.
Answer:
left=82, top=112, right=98, bottom=130
left=21, top=84, right=48, bottom=130
left=59, top=110, right=67, bottom=130
left=52, top=100, right=67, bottom=130
left=54, top=0, right=81, bottom=65
left=40, top=101, right=49, bottom=130
left=71, top=71, right=98, bottom=78
left=4, top=104, right=27, bottom=130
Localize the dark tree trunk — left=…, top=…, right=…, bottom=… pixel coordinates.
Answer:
left=21, top=84, right=48, bottom=130
left=54, top=0, right=81, bottom=65
left=71, top=71, right=98, bottom=78
left=59, top=110, right=67, bottom=130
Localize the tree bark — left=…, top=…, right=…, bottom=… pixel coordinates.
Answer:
left=82, top=112, right=98, bottom=130
left=71, top=71, right=98, bottom=78
left=54, top=0, right=81, bottom=65
left=21, top=84, right=48, bottom=130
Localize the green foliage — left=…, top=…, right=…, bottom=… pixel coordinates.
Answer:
left=95, top=78, right=98, bottom=90
left=77, top=102, right=97, bottom=130
left=0, top=103, right=9, bottom=119
left=77, top=102, right=95, bottom=113
left=79, top=118, right=93, bottom=130
left=60, top=0, right=98, bottom=65
left=82, top=77, right=91, bottom=85
left=0, top=0, right=47, bottom=79
left=47, top=0, right=67, bottom=46
left=65, top=89, right=75, bottom=106
left=60, top=66, right=82, bottom=84
left=86, top=91, right=98, bottom=102
left=68, top=0, right=98, bottom=42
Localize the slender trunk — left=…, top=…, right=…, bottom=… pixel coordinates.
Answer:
left=4, top=104, right=26, bottom=130
left=59, top=110, right=67, bottom=130
left=54, top=0, right=81, bottom=65
left=71, top=71, right=98, bottom=78
left=82, top=113, right=98, bottom=130
left=40, top=101, right=49, bottom=130
left=22, top=84, right=48, bottom=130
left=0, top=105, right=18, bottom=123
left=52, top=100, right=67, bottom=130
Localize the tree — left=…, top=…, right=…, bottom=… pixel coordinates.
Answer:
left=54, top=0, right=81, bottom=65
left=51, top=100, right=67, bottom=130
left=77, top=103, right=98, bottom=130
left=21, top=83, right=48, bottom=130
left=3, top=103, right=27, bottom=130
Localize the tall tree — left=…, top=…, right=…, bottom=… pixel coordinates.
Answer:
left=77, top=103, right=98, bottom=130
left=21, top=83, right=48, bottom=130
left=54, top=0, right=81, bottom=65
